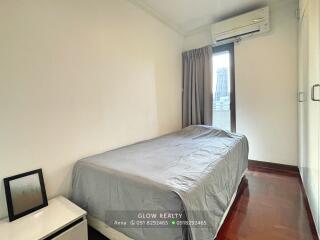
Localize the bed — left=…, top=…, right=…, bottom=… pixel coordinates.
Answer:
left=71, top=125, right=249, bottom=240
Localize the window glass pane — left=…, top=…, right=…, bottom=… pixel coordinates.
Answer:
left=212, top=51, right=231, bottom=131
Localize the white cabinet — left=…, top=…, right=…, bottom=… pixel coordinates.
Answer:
left=0, top=196, right=88, bottom=240
left=308, top=0, right=320, bottom=233
left=298, top=0, right=309, bottom=182
left=53, top=220, right=88, bottom=240
left=298, top=0, right=320, bottom=237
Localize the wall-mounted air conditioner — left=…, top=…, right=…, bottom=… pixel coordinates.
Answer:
left=211, top=7, right=270, bottom=45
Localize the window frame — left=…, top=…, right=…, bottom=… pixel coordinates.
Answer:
left=212, top=43, right=236, bottom=132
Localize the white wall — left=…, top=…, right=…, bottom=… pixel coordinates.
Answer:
left=183, top=0, right=299, bottom=166
left=0, top=0, right=183, bottom=218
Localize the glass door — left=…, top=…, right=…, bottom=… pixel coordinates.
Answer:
left=212, top=43, right=236, bottom=132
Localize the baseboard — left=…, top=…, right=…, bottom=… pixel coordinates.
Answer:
left=248, top=160, right=299, bottom=176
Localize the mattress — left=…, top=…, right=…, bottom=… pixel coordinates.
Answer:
left=71, top=125, right=249, bottom=240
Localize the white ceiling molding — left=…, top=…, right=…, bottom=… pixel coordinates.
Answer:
left=127, top=0, right=185, bottom=35
left=185, top=24, right=212, bottom=37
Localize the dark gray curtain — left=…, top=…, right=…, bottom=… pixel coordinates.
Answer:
left=182, top=46, right=213, bottom=128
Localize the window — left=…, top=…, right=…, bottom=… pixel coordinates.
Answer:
left=212, top=43, right=236, bottom=132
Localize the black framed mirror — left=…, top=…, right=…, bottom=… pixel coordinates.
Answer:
left=4, top=169, right=48, bottom=222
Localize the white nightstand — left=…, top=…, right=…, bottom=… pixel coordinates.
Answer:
left=0, top=196, right=88, bottom=240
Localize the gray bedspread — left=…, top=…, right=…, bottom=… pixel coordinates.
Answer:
left=71, top=125, right=248, bottom=240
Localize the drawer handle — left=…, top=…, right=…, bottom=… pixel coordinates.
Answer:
left=311, top=84, right=320, bottom=101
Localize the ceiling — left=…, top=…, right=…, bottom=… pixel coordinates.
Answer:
left=128, top=0, right=295, bottom=36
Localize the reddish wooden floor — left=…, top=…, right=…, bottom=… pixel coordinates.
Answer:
left=216, top=169, right=317, bottom=240
left=89, top=169, right=318, bottom=240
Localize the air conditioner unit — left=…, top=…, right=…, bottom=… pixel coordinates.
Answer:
left=211, top=7, right=270, bottom=45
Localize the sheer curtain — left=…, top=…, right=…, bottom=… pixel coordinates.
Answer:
left=182, top=46, right=213, bottom=127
